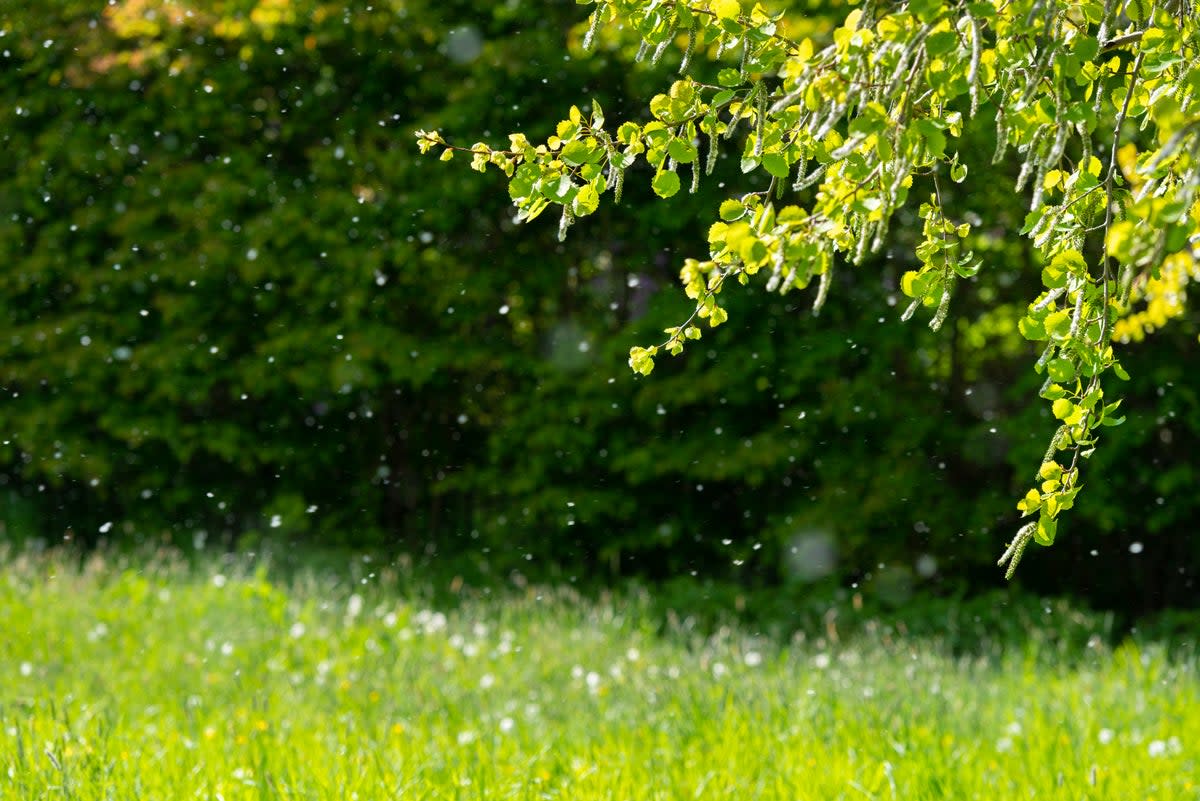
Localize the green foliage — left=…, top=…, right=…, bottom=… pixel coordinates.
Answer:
left=0, top=0, right=710, bottom=549
left=3, top=0, right=1200, bottom=611
left=419, top=0, right=1200, bottom=574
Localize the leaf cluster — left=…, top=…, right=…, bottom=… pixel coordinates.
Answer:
left=420, top=0, right=1200, bottom=573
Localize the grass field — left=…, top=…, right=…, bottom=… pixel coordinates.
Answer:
left=2, top=549, right=1197, bottom=800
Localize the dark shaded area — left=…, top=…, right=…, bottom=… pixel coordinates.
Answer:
left=1, top=1, right=1197, bottom=622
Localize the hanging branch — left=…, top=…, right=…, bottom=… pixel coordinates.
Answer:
left=418, top=0, right=1200, bottom=574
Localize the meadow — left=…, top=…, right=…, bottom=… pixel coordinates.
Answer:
left=2, top=549, right=1197, bottom=800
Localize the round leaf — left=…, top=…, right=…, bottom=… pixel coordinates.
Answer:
left=652, top=170, right=681, bottom=199
left=572, top=184, right=600, bottom=216
left=667, top=137, right=699, bottom=164
left=1046, top=358, right=1075, bottom=384
left=712, top=0, right=741, bottom=21
left=719, top=199, right=745, bottom=221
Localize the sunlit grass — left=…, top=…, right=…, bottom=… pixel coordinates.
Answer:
left=1, top=548, right=1197, bottom=800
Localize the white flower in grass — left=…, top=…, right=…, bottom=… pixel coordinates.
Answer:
left=743, top=651, right=763, bottom=667
left=457, top=730, right=477, bottom=745
left=585, top=671, right=601, bottom=691
left=1098, top=728, right=1114, bottom=745
left=711, top=662, right=728, bottom=678
left=212, top=574, right=227, bottom=588
left=813, top=653, right=831, bottom=670
left=1007, top=722, right=1022, bottom=736
left=499, top=717, right=515, bottom=734
left=19, top=662, right=33, bottom=677
left=479, top=673, right=495, bottom=690
left=995, top=737, right=1013, bottom=752
left=414, top=609, right=447, bottom=633
left=346, top=594, right=363, bottom=620
left=626, top=647, right=641, bottom=662
left=1148, top=737, right=1182, bottom=757
left=289, top=622, right=306, bottom=639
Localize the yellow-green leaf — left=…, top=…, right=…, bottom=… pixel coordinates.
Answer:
left=652, top=170, right=681, bottom=198
left=1046, top=358, right=1075, bottom=383
left=1034, top=514, right=1057, bottom=546
left=719, top=199, right=745, bottom=221
left=572, top=184, right=600, bottom=216
left=711, top=0, right=741, bottom=21
left=1044, top=310, right=1072, bottom=340
left=1038, top=461, right=1063, bottom=481
left=628, top=347, right=656, bottom=375
left=1017, top=489, right=1042, bottom=514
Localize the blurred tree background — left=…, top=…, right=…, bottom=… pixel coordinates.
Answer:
left=1, top=0, right=1197, bottom=617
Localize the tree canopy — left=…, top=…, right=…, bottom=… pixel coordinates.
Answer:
left=418, top=0, right=1200, bottom=575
